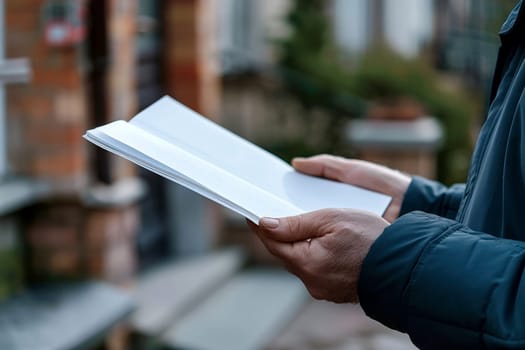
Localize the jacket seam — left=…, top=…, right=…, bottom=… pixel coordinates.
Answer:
left=403, top=219, right=463, bottom=309
left=406, top=228, right=525, bottom=343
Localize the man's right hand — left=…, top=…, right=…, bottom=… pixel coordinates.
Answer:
left=292, top=155, right=411, bottom=222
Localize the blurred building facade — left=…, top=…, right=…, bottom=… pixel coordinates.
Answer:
left=0, top=0, right=514, bottom=348
left=1, top=0, right=220, bottom=298
left=333, top=0, right=434, bottom=58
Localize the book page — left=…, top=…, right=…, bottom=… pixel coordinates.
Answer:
left=130, top=96, right=292, bottom=195
left=85, top=96, right=391, bottom=222
left=127, top=96, right=391, bottom=216
left=86, top=121, right=302, bottom=223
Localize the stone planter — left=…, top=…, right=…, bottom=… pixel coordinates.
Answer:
left=366, top=97, right=425, bottom=121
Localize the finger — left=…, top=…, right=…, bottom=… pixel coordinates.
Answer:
left=253, top=227, right=295, bottom=259
left=292, top=155, right=349, bottom=183
left=259, top=210, right=334, bottom=242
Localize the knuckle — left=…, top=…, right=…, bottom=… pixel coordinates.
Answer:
left=261, top=240, right=281, bottom=258
left=266, top=245, right=279, bottom=257
left=317, top=154, right=334, bottom=164
left=286, top=215, right=303, bottom=235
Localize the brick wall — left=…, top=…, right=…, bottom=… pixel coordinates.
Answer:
left=25, top=202, right=139, bottom=285
left=6, top=0, right=138, bottom=188
left=4, top=0, right=140, bottom=287
left=164, top=0, right=221, bottom=119
left=85, top=205, right=139, bottom=284
left=6, top=0, right=88, bottom=189
left=107, top=0, right=139, bottom=182
left=163, top=0, right=224, bottom=251
left=5, top=0, right=225, bottom=286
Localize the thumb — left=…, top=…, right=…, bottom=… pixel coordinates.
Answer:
left=259, top=211, right=328, bottom=242
left=292, top=155, right=348, bottom=183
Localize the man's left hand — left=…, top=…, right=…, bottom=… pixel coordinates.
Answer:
left=247, top=209, right=389, bottom=303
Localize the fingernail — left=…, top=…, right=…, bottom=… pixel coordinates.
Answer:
left=291, top=158, right=304, bottom=167
left=260, top=217, right=279, bottom=229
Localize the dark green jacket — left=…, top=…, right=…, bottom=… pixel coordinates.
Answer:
left=358, top=2, right=525, bottom=349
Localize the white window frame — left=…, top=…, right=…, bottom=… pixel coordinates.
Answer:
left=218, top=0, right=262, bottom=74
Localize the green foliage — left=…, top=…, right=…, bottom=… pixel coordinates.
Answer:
left=276, top=0, right=364, bottom=153
left=279, top=0, right=331, bottom=72
left=276, top=0, right=478, bottom=183
left=346, top=48, right=478, bottom=183
left=0, top=247, right=23, bottom=301
left=264, top=138, right=320, bottom=164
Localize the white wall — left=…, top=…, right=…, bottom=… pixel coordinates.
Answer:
left=384, top=0, right=433, bottom=57
left=334, top=0, right=434, bottom=58
left=333, top=0, right=369, bottom=55
left=217, top=0, right=292, bottom=70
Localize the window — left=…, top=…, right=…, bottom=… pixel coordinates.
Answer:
left=0, top=1, right=30, bottom=179
left=218, top=0, right=260, bottom=74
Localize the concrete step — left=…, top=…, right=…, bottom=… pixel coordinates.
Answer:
left=131, top=248, right=246, bottom=337
left=0, top=282, right=134, bottom=350
left=161, top=268, right=309, bottom=350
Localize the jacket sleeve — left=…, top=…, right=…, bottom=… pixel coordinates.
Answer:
left=400, top=176, right=465, bottom=219
left=358, top=211, right=525, bottom=349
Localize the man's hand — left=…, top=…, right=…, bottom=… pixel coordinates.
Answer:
left=293, top=155, right=411, bottom=222
left=248, top=209, right=389, bottom=303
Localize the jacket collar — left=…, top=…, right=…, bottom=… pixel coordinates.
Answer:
left=500, top=0, right=523, bottom=36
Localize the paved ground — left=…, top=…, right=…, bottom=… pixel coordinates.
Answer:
left=223, top=216, right=418, bottom=350
left=267, top=299, right=417, bottom=350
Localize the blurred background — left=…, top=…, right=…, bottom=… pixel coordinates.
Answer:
left=0, top=0, right=517, bottom=349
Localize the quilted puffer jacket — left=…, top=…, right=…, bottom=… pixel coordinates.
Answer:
left=358, top=2, right=525, bottom=348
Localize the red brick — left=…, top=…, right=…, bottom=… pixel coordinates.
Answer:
left=54, top=91, right=87, bottom=124
left=104, top=0, right=137, bottom=140
left=6, top=0, right=45, bottom=12
left=121, top=205, right=140, bottom=239
left=168, top=64, right=201, bottom=80
left=172, top=85, right=200, bottom=107
left=6, top=11, right=39, bottom=32
left=26, top=124, right=84, bottom=148
left=111, top=156, right=137, bottom=180
left=86, top=251, right=104, bottom=277
left=85, top=210, right=123, bottom=250
left=26, top=225, right=79, bottom=248
left=50, top=250, right=81, bottom=274
left=167, top=45, right=199, bottom=64
left=32, top=41, right=55, bottom=62
left=85, top=243, right=136, bottom=283
left=8, top=93, right=54, bottom=121
left=163, top=0, right=220, bottom=117
left=31, top=148, right=86, bottom=177
left=32, top=249, right=81, bottom=276
left=31, top=43, right=82, bottom=71
left=32, top=68, right=83, bottom=89
left=41, top=204, right=84, bottom=226
left=166, top=2, right=197, bottom=25
left=6, top=32, right=39, bottom=56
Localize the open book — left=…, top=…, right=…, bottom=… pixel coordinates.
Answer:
left=84, top=96, right=391, bottom=223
